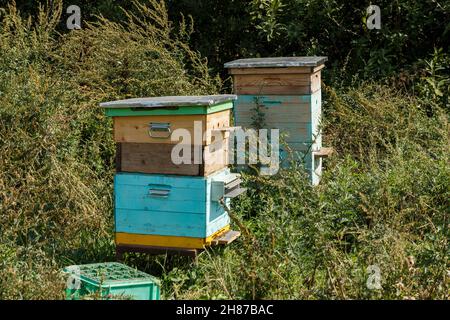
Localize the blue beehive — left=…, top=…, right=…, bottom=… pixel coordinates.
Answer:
left=101, top=95, right=244, bottom=253
left=115, top=168, right=245, bottom=249
left=225, top=57, right=330, bottom=185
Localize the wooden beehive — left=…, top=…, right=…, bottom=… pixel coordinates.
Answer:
left=224, top=57, right=329, bottom=184
left=100, top=95, right=244, bottom=256
left=101, top=95, right=235, bottom=176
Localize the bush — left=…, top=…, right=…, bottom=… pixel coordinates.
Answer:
left=162, top=85, right=449, bottom=299
left=0, top=0, right=219, bottom=299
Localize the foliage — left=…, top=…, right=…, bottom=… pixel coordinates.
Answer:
left=416, top=48, right=450, bottom=113
left=9, top=1, right=449, bottom=85
left=169, top=0, right=450, bottom=84
left=0, top=0, right=219, bottom=299
left=162, top=85, right=449, bottom=300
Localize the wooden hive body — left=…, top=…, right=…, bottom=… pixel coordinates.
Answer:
left=101, top=95, right=236, bottom=176
left=101, top=95, right=244, bottom=252
left=225, top=57, right=327, bottom=185
left=114, top=169, right=233, bottom=249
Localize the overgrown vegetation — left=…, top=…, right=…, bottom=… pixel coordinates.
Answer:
left=0, top=0, right=448, bottom=299
left=0, top=0, right=219, bottom=299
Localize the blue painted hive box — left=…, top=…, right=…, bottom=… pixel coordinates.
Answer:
left=115, top=168, right=245, bottom=249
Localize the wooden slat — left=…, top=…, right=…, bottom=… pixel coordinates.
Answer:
left=116, top=244, right=202, bottom=258
left=232, top=71, right=321, bottom=95
left=211, top=126, right=241, bottom=133
left=115, top=225, right=231, bottom=249
left=228, top=65, right=324, bottom=75
left=114, top=171, right=206, bottom=189
left=205, top=110, right=232, bottom=142
left=118, top=141, right=228, bottom=176
left=211, top=230, right=241, bottom=245
left=229, top=66, right=314, bottom=75
left=105, top=101, right=233, bottom=117
left=236, top=121, right=314, bottom=143
left=120, top=143, right=199, bottom=175
left=313, top=147, right=334, bottom=157
left=203, top=138, right=229, bottom=175
left=234, top=104, right=311, bottom=123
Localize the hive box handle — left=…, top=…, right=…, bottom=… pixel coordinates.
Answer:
left=148, top=188, right=171, bottom=198
left=148, top=122, right=171, bottom=139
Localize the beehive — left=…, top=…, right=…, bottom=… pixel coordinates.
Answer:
left=114, top=169, right=243, bottom=249
left=63, top=262, right=160, bottom=300
left=224, top=57, right=329, bottom=184
left=101, top=95, right=244, bottom=255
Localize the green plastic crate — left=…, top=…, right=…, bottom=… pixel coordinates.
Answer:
left=63, top=262, right=160, bottom=300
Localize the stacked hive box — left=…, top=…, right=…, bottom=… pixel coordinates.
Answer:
left=224, top=57, right=329, bottom=185
left=100, top=95, right=244, bottom=255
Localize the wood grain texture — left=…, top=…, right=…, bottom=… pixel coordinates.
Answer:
left=237, top=121, right=312, bottom=143
left=115, top=209, right=208, bottom=237
left=114, top=207, right=229, bottom=239
left=233, top=91, right=322, bottom=144
left=116, top=244, right=202, bottom=257
left=232, top=71, right=321, bottom=95
left=211, top=230, right=240, bottom=245
left=224, top=56, right=327, bottom=68
left=113, top=110, right=230, bottom=145
left=117, top=141, right=228, bottom=176
left=234, top=95, right=313, bottom=123
left=115, top=171, right=206, bottom=189
left=313, top=147, right=334, bottom=157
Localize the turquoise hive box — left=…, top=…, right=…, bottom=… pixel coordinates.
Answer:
left=115, top=166, right=245, bottom=250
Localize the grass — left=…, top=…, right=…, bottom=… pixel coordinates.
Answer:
left=156, top=85, right=448, bottom=300
left=0, top=1, right=448, bottom=300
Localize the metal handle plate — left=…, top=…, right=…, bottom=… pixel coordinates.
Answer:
left=149, top=122, right=171, bottom=138
left=148, top=188, right=171, bottom=197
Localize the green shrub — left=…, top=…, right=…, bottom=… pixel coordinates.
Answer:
left=0, top=0, right=219, bottom=299
left=163, top=85, right=449, bottom=300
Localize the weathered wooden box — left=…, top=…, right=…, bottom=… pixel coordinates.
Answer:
left=114, top=168, right=245, bottom=249
left=225, top=57, right=328, bottom=185
left=101, top=95, right=236, bottom=176
left=115, top=140, right=229, bottom=176
left=226, top=57, right=325, bottom=95
left=233, top=92, right=322, bottom=145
